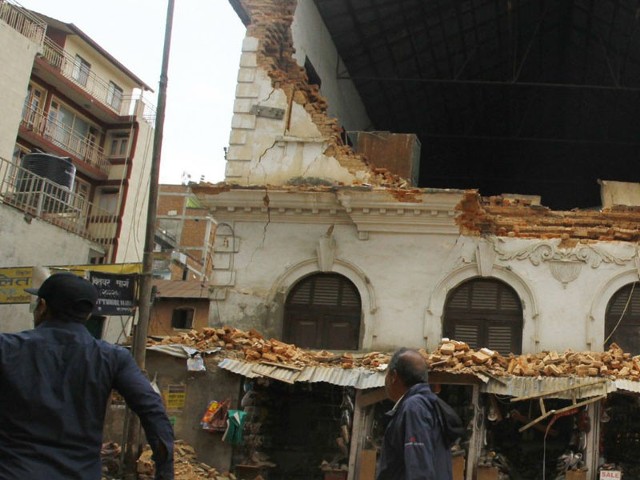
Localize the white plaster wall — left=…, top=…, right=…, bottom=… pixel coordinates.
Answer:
left=64, top=36, right=141, bottom=93
left=291, top=0, right=372, bottom=133
left=0, top=23, right=39, bottom=161
left=210, top=214, right=639, bottom=354
left=113, top=120, right=153, bottom=263
left=0, top=204, right=98, bottom=332
left=225, top=39, right=359, bottom=185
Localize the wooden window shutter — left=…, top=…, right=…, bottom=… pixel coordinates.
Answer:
left=605, top=282, right=640, bottom=354
left=443, top=279, right=523, bottom=354
left=284, top=274, right=362, bottom=350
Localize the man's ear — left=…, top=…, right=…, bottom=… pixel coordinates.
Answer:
left=34, top=298, right=48, bottom=325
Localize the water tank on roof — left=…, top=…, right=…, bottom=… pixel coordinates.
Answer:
left=16, top=153, right=76, bottom=209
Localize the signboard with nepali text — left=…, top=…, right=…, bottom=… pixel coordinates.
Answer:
left=0, top=264, right=141, bottom=305
left=89, top=272, right=137, bottom=316
left=0, top=267, right=32, bottom=304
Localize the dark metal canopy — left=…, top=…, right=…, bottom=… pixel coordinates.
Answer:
left=313, top=0, right=640, bottom=209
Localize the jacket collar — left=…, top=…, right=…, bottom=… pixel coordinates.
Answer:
left=386, top=383, right=431, bottom=416
left=36, top=319, right=90, bottom=333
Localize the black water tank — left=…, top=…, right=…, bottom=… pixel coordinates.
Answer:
left=17, top=153, right=76, bottom=208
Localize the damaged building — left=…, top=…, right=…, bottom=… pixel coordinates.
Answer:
left=139, top=1, right=640, bottom=479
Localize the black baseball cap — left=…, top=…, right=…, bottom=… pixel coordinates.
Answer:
left=26, top=272, right=98, bottom=317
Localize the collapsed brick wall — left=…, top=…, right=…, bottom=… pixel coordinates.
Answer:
left=457, top=191, right=640, bottom=241
left=236, top=0, right=406, bottom=187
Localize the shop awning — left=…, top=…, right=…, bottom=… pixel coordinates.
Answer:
left=481, top=376, right=640, bottom=399
left=217, top=358, right=487, bottom=389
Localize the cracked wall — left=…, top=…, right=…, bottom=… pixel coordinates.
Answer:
left=226, top=0, right=406, bottom=187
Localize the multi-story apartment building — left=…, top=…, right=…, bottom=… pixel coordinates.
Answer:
left=0, top=1, right=154, bottom=332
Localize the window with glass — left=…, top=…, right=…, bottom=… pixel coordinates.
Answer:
left=443, top=278, right=523, bottom=355
left=22, top=83, right=44, bottom=129
left=96, top=190, right=119, bottom=215
left=73, top=178, right=90, bottom=216
left=605, top=282, right=640, bottom=354
left=284, top=273, right=362, bottom=350
left=71, top=54, right=91, bottom=86
left=106, top=81, right=123, bottom=111
left=109, top=134, right=129, bottom=158
left=47, top=100, right=101, bottom=158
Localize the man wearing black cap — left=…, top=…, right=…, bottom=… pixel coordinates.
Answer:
left=0, top=272, right=174, bottom=479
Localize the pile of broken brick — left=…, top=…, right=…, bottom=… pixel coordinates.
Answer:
left=144, top=327, right=640, bottom=381
left=136, top=440, right=237, bottom=480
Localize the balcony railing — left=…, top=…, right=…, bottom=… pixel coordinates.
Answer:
left=0, top=157, right=119, bottom=259
left=40, top=37, right=156, bottom=121
left=0, top=0, right=46, bottom=45
left=20, top=105, right=111, bottom=174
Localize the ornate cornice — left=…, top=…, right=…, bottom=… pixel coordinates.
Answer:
left=194, top=187, right=465, bottom=235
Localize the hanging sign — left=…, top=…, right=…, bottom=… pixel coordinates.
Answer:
left=89, top=271, right=137, bottom=315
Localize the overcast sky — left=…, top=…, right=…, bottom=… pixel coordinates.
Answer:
left=20, top=0, right=246, bottom=184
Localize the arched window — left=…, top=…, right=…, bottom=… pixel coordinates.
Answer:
left=605, top=282, right=640, bottom=354
left=443, top=278, right=523, bottom=354
left=284, top=273, right=361, bottom=350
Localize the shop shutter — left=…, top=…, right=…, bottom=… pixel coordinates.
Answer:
left=284, top=273, right=362, bottom=350
left=605, top=282, right=640, bottom=354
left=443, top=278, right=523, bottom=354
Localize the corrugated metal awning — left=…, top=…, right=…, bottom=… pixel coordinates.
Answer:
left=482, top=376, right=617, bottom=399
left=217, top=358, right=387, bottom=388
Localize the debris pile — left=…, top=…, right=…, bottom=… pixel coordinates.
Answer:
left=431, top=339, right=640, bottom=380
left=145, top=326, right=640, bottom=381
left=137, top=440, right=235, bottom=480
left=146, top=327, right=390, bottom=369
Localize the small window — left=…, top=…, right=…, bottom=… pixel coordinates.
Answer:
left=304, top=56, right=321, bottom=88
left=109, top=135, right=129, bottom=158
left=172, top=308, right=194, bottom=329
left=71, top=55, right=91, bottom=86
left=106, top=81, right=123, bottom=111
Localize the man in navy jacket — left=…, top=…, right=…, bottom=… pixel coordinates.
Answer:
left=377, top=348, right=452, bottom=480
left=0, top=272, right=174, bottom=479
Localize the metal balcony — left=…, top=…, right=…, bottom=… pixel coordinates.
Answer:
left=0, top=156, right=119, bottom=260
left=20, top=105, right=110, bottom=174
left=0, top=0, right=45, bottom=45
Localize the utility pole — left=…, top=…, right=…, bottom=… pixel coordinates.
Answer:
left=123, top=0, right=175, bottom=477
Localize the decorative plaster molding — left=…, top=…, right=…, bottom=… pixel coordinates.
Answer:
left=197, top=188, right=466, bottom=234
left=316, top=226, right=336, bottom=272
left=491, top=238, right=637, bottom=268
left=489, top=238, right=637, bottom=285
left=475, top=240, right=496, bottom=277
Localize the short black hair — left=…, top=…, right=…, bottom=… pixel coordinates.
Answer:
left=389, top=348, right=428, bottom=387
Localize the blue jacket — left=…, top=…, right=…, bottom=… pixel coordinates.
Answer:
left=377, top=383, right=452, bottom=480
left=0, top=319, right=174, bottom=479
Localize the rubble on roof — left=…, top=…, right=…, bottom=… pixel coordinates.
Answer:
left=143, top=327, right=640, bottom=382
left=457, top=191, right=640, bottom=241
